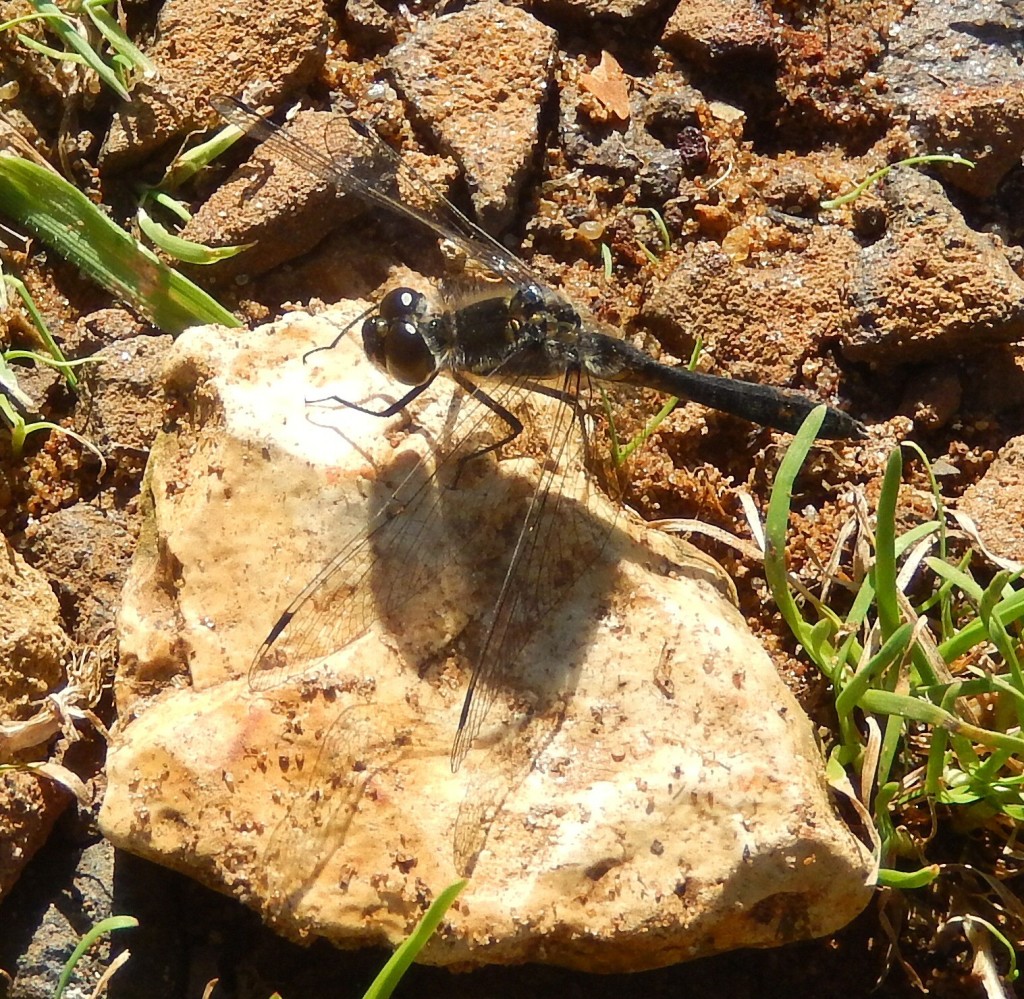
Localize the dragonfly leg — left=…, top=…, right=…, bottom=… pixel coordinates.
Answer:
left=449, top=373, right=524, bottom=483
left=306, top=373, right=437, bottom=416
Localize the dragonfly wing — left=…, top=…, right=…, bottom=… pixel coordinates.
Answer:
left=248, top=372, right=534, bottom=693
left=449, top=374, right=615, bottom=770
left=212, top=96, right=550, bottom=297
left=248, top=471, right=430, bottom=691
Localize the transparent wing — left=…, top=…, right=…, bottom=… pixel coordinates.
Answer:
left=248, top=372, right=521, bottom=692
left=258, top=701, right=412, bottom=906
left=249, top=363, right=616, bottom=772
left=211, top=95, right=549, bottom=296
left=449, top=373, right=614, bottom=770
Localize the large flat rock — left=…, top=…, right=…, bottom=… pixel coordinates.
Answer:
left=99, top=309, right=872, bottom=970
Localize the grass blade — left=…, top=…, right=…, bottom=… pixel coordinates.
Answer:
left=0, top=155, right=239, bottom=331
left=24, top=0, right=130, bottom=100
left=362, top=880, right=467, bottom=999
left=137, top=205, right=253, bottom=264
left=763, top=404, right=828, bottom=654
left=54, top=914, right=138, bottom=999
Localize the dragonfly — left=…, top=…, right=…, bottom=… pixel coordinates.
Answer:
left=212, top=94, right=866, bottom=773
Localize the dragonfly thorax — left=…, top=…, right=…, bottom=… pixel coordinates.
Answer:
left=362, top=286, right=438, bottom=385
left=508, top=283, right=581, bottom=336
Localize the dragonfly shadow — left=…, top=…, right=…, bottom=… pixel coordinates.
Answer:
left=355, top=429, right=691, bottom=875
left=368, top=436, right=612, bottom=706
left=256, top=700, right=412, bottom=926
left=241, top=389, right=732, bottom=888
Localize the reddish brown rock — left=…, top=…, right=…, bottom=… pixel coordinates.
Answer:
left=641, top=230, right=857, bottom=398
left=662, top=0, right=778, bottom=65
left=101, top=0, right=328, bottom=169
left=846, top=168, right=1024, bottom=361
left=387, top=0, right=558, bottom=231
left=182, top=110, right=364, bottom=279
left=913, top=86, right=1024, bottom=200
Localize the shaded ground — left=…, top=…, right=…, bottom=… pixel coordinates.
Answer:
left=1, top=839, right=904, bottom=999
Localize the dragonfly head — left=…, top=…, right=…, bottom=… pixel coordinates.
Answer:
left=362, top=287, right=437, bottom=386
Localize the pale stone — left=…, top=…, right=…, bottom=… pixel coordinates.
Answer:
left=100, top=308, right=872, bottom=970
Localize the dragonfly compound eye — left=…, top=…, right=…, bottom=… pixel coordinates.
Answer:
left=379, top=287, right=427, bottom=321
left=363, top=292, right=437, bottom=385
left=361, top=315, right=390, bottom=373
left=382, top=317, right=435, bottom=386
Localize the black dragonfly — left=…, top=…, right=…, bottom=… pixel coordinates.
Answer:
left=212, top=94, right=866, bottom=772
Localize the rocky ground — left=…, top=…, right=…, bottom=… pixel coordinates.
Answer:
left=1, top=0, right=1023, bottom=996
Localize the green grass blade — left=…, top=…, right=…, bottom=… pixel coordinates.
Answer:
left=820, top=154, right=975, bottom=210
left=938, top=588, right=1024, bottom=662
left=877, top=865, right=941, bottom=889
left=874, top=446, right=942, bottom=686
left=362, top=880, right=467, bottom=999
left=861, top=690, right=1024, bottom=753
left=0, top=394, right=29, bottom=452
left=763, top=405, right=828, bottom=654
left=610, top=337, right=697, bottom=466
left=642, top=206, right=671, bottom=254
left=835, top=621, right=915, bottom=717
left=923, top=684, right=957, bottom=797
left=952, top=916, right=1019, bottom=983
left=0, top=155, right=239, bottom=331
left=82, top=1, right=156, bottom=78
left=137, top=205, right=253, bottom=264
left=873, top=446, right=902, bottom=639
left=17, top=32, right=88, bottom=64
left=54, top=914, right=138, bottom=999
left=0, top=11, right=51, bottom=31
left=158, top=122, right=242, bottom=190
left=926, top=558, right=984, bottom=604
left=4, top=273, right=78, bottom=388
left=613, top=393, right=679, bottom=465
left=146, top=189, right=192, bottom=223
left=24, top=0, right=130, bottom=100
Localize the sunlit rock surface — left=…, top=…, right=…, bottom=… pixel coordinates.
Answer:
left=100, top=309, right=873, bottom=970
